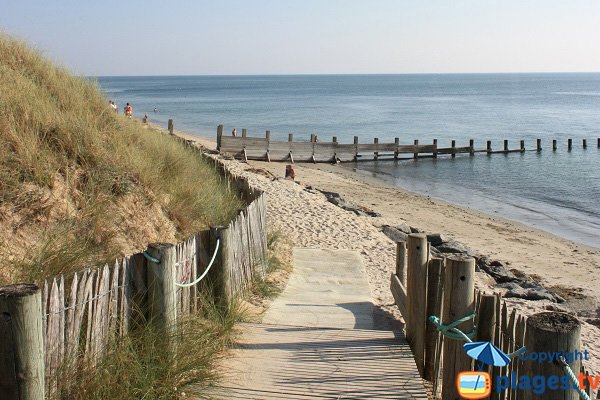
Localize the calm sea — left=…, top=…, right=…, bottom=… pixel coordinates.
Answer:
left=97, top=74, right=600, bottom=247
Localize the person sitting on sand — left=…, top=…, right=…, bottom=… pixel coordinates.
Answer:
left=124, top=103, right=133, bottom=118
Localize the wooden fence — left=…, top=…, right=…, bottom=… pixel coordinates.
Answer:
left=0, top=158, right=268, bottom=400
left=217, top=125, right=600, bottom=163
left=391, top=234, right=597, bottom=400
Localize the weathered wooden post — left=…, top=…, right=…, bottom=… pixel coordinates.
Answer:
left=406, top=233, right=429, bottom=377
left=424, top=258, right=444, bottom=382
left=568, top=138, right=572, bottom=150
left=396, top=240, right=407, bottom=286
left=217, top=124, right=224, bottom=151
left=208, top=225, right=229, bottom=305
left=537, top=138, right=542, bottom=152
left=242, top=128, right=247, bottom=138
left=146, top=243, right=177, bottom=332
left=553, top=139, right=557, bottom=151
left=469, top=139, right=474, bottom=156
left=332, top=136, right=337, bottom=143
left=597, top=138, right=600, bottom=148
left=583, top=138, right=587, bottom=149
left=353, top=136, right=359, bottom=161
left=374, top=138, right=379, bottom=160
left=521, top=312, right=582, bottom=400
left=0, top=284, right=45, bottom=400
left=477, top=294, right=497, bottom=393
left=288, top=134, right=294, bottom=163
left=310, top=134, right=315, bottom=143
left=441, top=255, right=475, bottom=400
left=394, top=137, right=399, bottom=160
left=411, top=139, right=418, bottom=159
left=487, top=140, right=492, bottom=154
left=504, top=139, right=509, bottom=152
left=520, top=140, right=525, bottom=152
left=265, top=130, right=271, bottom=162
left=433, top=139, right=438, bottom=158
left=168, top=119, right=174, bottom=135
left=451, top=140, right=456, bottom=158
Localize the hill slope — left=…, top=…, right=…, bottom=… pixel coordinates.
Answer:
left=0, top=35, right=242, bottom=283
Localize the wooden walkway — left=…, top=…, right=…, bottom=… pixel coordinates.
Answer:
left=199, top=249, right=428, bottom=399
left=207, top=323, right=427, bottom=399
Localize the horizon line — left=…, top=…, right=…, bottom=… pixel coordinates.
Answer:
left=89, top=71, right=600, bottom=78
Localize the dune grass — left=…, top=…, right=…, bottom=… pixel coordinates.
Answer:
left=0, top=35, right=243, bottom=283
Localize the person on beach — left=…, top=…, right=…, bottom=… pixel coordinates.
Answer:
left=109, top=100, right=118, bottom=113
left=232, top=128, right=237, bottom=137
left=142, top=113, right=148, bottom=123
left=124, top=103, right=133, bottom=118
left=153, top=107, right=158, bottom=112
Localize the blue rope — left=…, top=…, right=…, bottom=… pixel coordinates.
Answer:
left=428, top=313, right=477, bottom=342
left=143, top=251, right=161, bottom=264
left=558, top=356, right=591, bottom=400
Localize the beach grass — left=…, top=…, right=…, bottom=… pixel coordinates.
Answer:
left=0, top=35, right=243, bottom=283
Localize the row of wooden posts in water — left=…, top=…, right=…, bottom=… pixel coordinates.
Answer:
left=217, top=125, right=599, bottom=163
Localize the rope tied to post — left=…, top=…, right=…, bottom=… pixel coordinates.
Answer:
left=558, top=356, right=592, bottom=400
left=428, top=313, right=477, bottom=342
left=175, top=238, right=220, bottom=288
left=142, top=251, right=161, bottom=264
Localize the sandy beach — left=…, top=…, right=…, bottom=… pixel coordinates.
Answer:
left=178, top=130, right=600, bottom=376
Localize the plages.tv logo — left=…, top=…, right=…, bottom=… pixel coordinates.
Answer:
left=456, top=371, right=491, bottom=399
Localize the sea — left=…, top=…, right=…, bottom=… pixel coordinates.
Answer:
left=96, top=74, right=600, bottom=248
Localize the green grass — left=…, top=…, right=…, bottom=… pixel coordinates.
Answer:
left=55, top=297, right=245, bottom=400
left=0, top=35, right=243, bottom=283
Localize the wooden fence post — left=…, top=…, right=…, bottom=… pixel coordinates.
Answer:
left=487, top=140, right=492, bottom=154
left=146, top=244, right=177, bottom=332
left=451, top=140, right=456, bottom=158
left=208, top=226, right=229, bottom=305
left=520, top=140, right=525, bottom=152
left=537, top=138, right=542, bottom=152
left=353, top=136, right=359, bottom=161
left=583, top=138, right=587, bottom=149
left=406, top=233, right=428, bottom=377
left=396, top=241, right=407, bottom=286
left=597, top=138, right=600, bottom=148
left=424, top=258, right=444, bottom=382
left=414, top=139, right=419, bottom=159
left=242, top=128, right=247, bottom=138
left=394, top=138, right=399, bottom=160
left=433, top=139, right=438, bottom=158
left=0, top=284, right=45, bottom=400
left=477, top=294, right=497, bottom=394
left=374, top=138, right=379, bottom=160
left=441, top=255, right=475, bottom=400
left=332, top=136, right=337, bottom=143
left=521, top=312, right=582, bottom=400
left=504, top=140, right=509, bottom=152
left=568, top=138, right=572, bottom=150
left=288, top=133, right=293, bottom=142
left=469, top=139, right=474, bottom=156
left=553, top=139, right=557, bottom=151
left=216, top=124, right=223, bottom=151
left=168, top=119, right=174, bottom=135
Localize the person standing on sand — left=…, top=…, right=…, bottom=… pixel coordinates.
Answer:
left=109, top=100, right=118, bottom=113
left=124, top=103, right=133, bottom=118
left=232, top=128, right=237, bottom=137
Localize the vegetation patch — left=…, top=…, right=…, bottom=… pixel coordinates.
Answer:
left=0, top=35, right=243, bottom=283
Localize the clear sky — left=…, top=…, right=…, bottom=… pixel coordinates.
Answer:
left=1, top=0, right=599, bottom=76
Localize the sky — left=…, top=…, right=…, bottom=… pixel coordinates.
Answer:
left=1, top=0, right=599, bottom=76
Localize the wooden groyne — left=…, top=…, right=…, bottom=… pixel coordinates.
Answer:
left=216, top=125, right=599, bottom=163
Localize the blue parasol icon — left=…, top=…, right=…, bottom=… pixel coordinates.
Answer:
left=463, top=341, right=517, bottom=367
